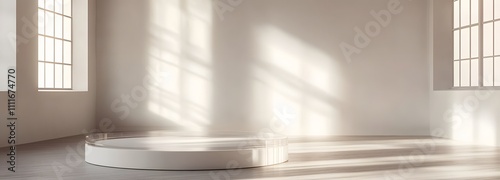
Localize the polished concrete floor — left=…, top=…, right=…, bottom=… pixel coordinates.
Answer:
left=2, top=135, right=500, bottom=180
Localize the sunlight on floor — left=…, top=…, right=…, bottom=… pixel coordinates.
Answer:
left=235, top=137, right=500, bottom=180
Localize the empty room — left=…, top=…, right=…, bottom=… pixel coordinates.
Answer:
left=1, top=0, right=500, bottom=179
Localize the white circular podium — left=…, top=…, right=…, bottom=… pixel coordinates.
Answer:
left=85, top=131, right=288, bottom=170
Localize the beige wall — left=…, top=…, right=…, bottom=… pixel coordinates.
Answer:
left=96, top=0, right=431, bottom=136
left=0, top=0, right=97, bottom=147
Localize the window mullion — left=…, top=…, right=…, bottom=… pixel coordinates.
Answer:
left=493, top=0, right=496, bottom=86
left=53, top=5, right=56, bottom=88
left=44, top=1, right=47, bottom=89
left=71, top=0, right=73, bottom=89
left=470, top=0, right=473, bottom=86
left=62, top=0, right=65, bottom=88
left=459, top=0, right=462, bottom=87
left=479, top=0, right=484, bottom=87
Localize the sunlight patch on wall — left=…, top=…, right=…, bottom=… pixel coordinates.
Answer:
left=250, top=70, right=303, bottom=133
left=261, top=45, right=302, bottom=78
left=151, top=0, right=181, bottom=35
left=304, top=98, right=340, bottom=136
left=185, top=0, right=212, bottom=63
left=147, top=47, right=181, bottom=94
left=183, top=72, right=212, bottom=109
left=476, top=115, right=497, bottom=146
left=451, top=116, right=475, bottom=143
left=251, top=26, right=344, bottom=136
left=146, top=0, right=213, bottom=131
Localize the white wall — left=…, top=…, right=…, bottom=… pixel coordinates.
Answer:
left=96, top=0, right=430, bottom=136
left=0, top=0, right=97, bottom=147
left=431, top=0, right=500, bottom=146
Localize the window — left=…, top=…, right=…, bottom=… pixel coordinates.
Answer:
left=38, top=0, right=72, bottom=89
left=454, top=0, right=500, bottom=87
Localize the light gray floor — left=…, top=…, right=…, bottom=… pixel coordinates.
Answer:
left=2, top=135, right=500, bottom=180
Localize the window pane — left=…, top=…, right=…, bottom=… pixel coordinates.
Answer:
left=46, top=0, right=54, bottom=11
left=64, top=65, right=72, bottom=88
left=39, top=0, right=45, bottom=8
left=454, top=61, right=460, bottom=87
left=55, top=0, right=63, bottom=14
left=38, top=36, right=44, bottom=61
left=461, top=0, right=470, bottom=26
left=496, top=58, right=500, bottom=86
left=454, top=30, right=460, bottom=60
left=64, top=17, right=71, bottom=40
left=485, top=0, right=494, bottom=22
left=484, top=58, right=494, bottom=86
left=38, top=9, right=44, bottom=35
left=496, top=22, right=500, bottom=56
left=64, top=0, right=72, bottom=17
left=45, top=37, right=54, bottom=62
left=45, top=63, right=54, bottom=88
left=471, top=26, right=478, bottom=58
left=38, top=62, right=45, bottom=88
left=39, top=0, right=72, bottom=90
left=461, top=60, right=470, bottom=86
left=55, top=14, right=63, bottom=38
left=55, top=39, right=63, bottom=63
left=64, top=41, right=72, bottom=64
left=484, top=22, right=494, bottom=57
left=45, top=11, right=54, bottom=36
left=471, top=59, right=479, bottom=86
left=471, top=0, right=478, bottom=24
left=55, top=64, right=63, bottom=88
left=461, top=28, right=470, bottom=59
left=454, top=0, right=460, bottom=28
